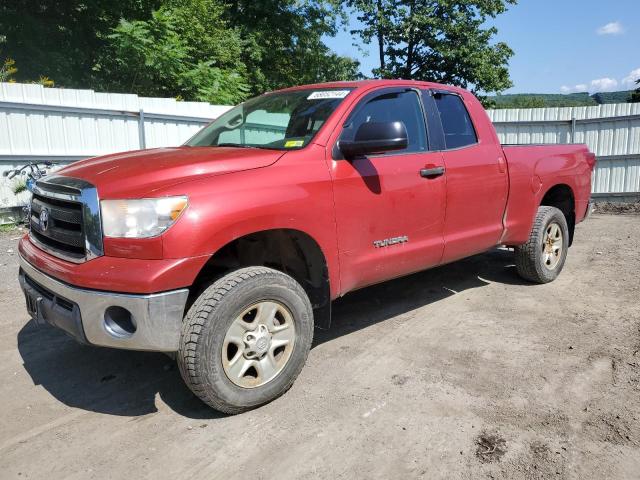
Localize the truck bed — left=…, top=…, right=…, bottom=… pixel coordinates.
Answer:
left=499, top=143, right=595, bottom=246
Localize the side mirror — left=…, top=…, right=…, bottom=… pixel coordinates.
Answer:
left=339, top=121, right=408, bottom=158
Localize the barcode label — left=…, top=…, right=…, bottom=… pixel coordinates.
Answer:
left=307, top=90, right=351, bottom=100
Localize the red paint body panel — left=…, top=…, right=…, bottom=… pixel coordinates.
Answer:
left=19, top=233, right=208, bottom=293
left=438, top=91, right=509, bottom=263
left=59, top=146, right=284, bottom=198
left=500, top=144, right=593, bottom=245
left=329, top=149, right=446, bottom=292
left=158, top=144, right=342, bottom=298
left=20, top=80, right=594, bottom=301
left=103, top=236, right=163, bottom=260
left=322, top=83, right=446, bottom=292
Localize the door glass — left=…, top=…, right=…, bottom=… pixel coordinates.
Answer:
left=433, top=93, right=478, bottom=149
left=341, top=91, right=428, bottom=153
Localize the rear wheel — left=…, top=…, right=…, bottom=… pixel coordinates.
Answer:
left=178, top=267, right=314, bottom=414
left=515, top=206, right=569, bottom=283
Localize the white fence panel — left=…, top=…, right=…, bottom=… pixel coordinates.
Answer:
left=0, top=82, right=231, bottom=207
left=487, top=103, right=640, bottom=196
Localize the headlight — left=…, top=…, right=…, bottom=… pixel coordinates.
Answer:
left=101, top=196, right=188, bottom=238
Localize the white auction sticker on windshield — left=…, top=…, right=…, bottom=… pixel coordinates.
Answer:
left=307, top=90, right=350, bottom=100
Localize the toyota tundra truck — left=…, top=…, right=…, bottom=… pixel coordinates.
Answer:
left=17, top=80, right=596, bottom=413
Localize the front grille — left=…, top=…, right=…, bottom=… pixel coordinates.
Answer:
left=28, top=175, right=104, bottom=263
left=30, top=193, right=86, bottom=260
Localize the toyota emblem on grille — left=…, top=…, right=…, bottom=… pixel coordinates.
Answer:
left=39, top=207, right=50, bottom=232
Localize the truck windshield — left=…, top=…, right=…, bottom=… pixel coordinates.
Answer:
left=186, top=88, right=354, bottom=150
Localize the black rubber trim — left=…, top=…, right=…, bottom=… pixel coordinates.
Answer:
left=18, top=268, right=88, bottom=344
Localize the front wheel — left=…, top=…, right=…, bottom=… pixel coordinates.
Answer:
left=178, top=267, right=314, bottom=414
left=515, top=206, right=569, bottom=284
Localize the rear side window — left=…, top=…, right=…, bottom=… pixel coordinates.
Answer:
left=341, top=90, right=428, bottom=153
left=433, top=93, right=477, bottom=149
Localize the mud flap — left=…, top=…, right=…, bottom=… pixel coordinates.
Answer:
left=313, top=301, right=331, bottom=330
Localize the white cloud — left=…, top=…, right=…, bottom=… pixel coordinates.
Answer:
left=597, top=21, right=624, bottom=35
left=560, top=78, right=619, bottom=94
left=590, top=77, right=618, bottom=92
left=622, top=68, right=640, bottom=87
left=560, top=84, right=588, bottom=94
left=560, top=70, right=640, bottom=94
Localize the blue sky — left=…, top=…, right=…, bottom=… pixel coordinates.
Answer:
left=323, top=0, right=640, bottom=94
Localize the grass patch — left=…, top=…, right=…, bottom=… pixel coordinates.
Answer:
left=0, top=223, right=20, bottom=233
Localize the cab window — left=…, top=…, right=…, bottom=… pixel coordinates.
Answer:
left=433, top=93, right=478, bottom=149
left=340, top=90, right=428, bottom=153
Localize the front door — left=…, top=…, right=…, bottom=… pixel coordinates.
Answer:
left=328, top=88, right=446, bottom=294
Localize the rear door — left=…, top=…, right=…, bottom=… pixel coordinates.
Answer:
left=328, top=87, right=446, bottom=293
left=425, top=90, right=508, bottom=263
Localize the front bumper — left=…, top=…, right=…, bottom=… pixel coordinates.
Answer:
left=18, top=255, right=189, bottom=352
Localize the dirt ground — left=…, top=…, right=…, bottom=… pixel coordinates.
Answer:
left=0, top=214, right=639, bottom=480
left=594, top=201, right=640, bottom=215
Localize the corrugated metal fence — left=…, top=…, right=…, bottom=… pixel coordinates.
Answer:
left=1, top=82, right=639, bottom=208
left=0, top=82, right=230, bottom=207
left=487, top=103, right=640, bottom=200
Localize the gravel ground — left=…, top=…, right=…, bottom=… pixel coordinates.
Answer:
left=0, top=214, right=639, bottom=480
left=594, top=201, right=640, bottom=215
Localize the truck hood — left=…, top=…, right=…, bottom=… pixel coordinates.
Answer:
left=57, top=146, right=285, bottom=198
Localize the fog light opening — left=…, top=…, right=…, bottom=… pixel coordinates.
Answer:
left=104, top=306, right=136, bottom=338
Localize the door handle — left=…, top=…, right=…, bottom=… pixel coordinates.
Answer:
left=419, top=166, right=445, bottom=178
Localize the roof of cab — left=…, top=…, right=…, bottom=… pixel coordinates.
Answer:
left=272, top=79, right=466, bottom=95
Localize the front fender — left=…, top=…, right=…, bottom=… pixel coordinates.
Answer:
left=159, top=146, right=341, bottom=298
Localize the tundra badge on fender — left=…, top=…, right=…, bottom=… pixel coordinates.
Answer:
left=373, top=236, right=409, bottom=248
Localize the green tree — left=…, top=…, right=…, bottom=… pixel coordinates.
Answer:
left=0, top=0, right=360, bottom=102
left=0, top=0, right=161, bottom=87
left=0, top=58, right=18, bottom=82
left=0, top=56, right=54, bottom=86
left=224, top=1, right=361, bottom=95
left=344, top=0, right=395, bottom=73
left=100, top=1, right=249, bottom=103
left=346, top=0, right=516, bottom=99
left=631, top=79, right=640, bottom=103
left=490, top=94, right=546, bottom=109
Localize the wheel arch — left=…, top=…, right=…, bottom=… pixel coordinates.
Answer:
left=191, top=228, right=332, bottom=329
left=539, top=183, right=576, bottom=245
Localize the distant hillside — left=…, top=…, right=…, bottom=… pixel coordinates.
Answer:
left=489, top=90, right=634, bottom=109
left=591, top=91, right=634, bottom=104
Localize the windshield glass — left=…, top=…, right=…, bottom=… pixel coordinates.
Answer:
left=186, top=88, right=354, bottom=150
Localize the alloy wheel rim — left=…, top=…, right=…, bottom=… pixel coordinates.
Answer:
left=542, top=222, right=563, bottom=270
left=222, top=301, right=296, bottom=388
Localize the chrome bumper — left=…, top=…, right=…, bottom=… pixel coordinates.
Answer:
left=18, top=255, right=189, bottom=352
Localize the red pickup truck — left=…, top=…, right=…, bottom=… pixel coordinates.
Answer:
left=18, top=80, right=595, bottom=413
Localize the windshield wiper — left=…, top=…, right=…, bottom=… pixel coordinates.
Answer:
left=215, top=143, right=281, bottom=151
left=215, top=143, right=256, bottom=148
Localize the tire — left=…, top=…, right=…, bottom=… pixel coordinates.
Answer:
left=515, top=206, right=569, bottom=284
left=178, top=267, right=314, bottom=414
